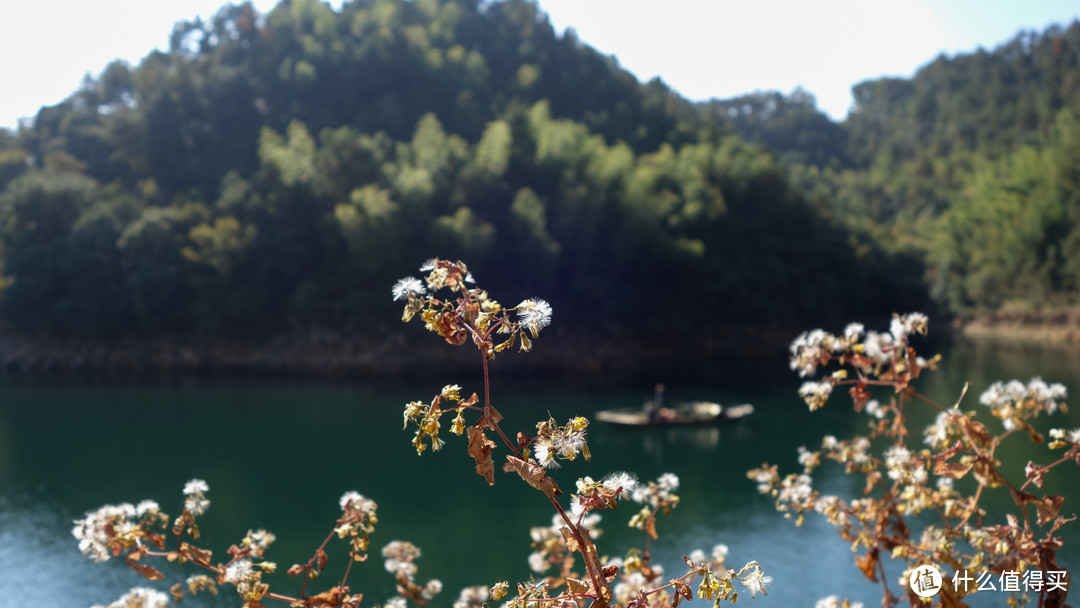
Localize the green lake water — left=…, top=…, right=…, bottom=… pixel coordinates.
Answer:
left=0, top=339, right=1078, bottom=607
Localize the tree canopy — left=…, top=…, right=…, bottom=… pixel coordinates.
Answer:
left=13, top=1, right=1078, bottom=343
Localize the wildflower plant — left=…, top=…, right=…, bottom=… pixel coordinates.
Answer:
left=752, top=313, right=1077, bottom=607
left=75, top=257, right=771, bottom=608
left=73, top=479, right=423, bottom=608
left=394, top=258, right=770, bottom=608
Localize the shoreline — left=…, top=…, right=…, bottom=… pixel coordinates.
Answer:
left=954, top=310, right=1080, bottom=345
left=13, top=313, right=1076, bottom=382
left=0, top=327, right=797, bottom=384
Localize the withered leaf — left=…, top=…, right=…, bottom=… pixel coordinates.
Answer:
left=437, top=312, right=468, bottom=346
left=961, top=418, right=994, bottom=448
left=971, top=460, right=1003, bottom=488
left=468, top=426, right=496, bottom=485
left=502, top=456, right=561, bottom=497
left=181, top=543, right=213, bottom=566
left=566, top=577, right=591, bottom=595
left=307, top=586, right=348, bottom=606
left=849, top=384, right=871, bottom=413
left=127, top=558, right=165, bottom=581
left=854, top=549, right=879, bottom=582
left=576, top=524, right=609, bottom=602
left=934, top=460, right=973, bottom=479
left=560, top=526, right=581, bottom=552
left=674, top=580, right=692, bottom=601
left=145, top=531, right=166, bottom=550
left=482, top=403, right=503, bottom=427
left=1022, top=422, right=1045, bottom=444
left=1031, top=495, right=1065, bottom=527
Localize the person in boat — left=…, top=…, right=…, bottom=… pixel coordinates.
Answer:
left=645, top=383, right=667, bottom=423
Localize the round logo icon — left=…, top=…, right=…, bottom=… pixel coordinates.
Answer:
left=909, top=564, right=943, bottom=597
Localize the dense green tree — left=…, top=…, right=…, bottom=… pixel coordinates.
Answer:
left=0, top=0, right=966, bottom=343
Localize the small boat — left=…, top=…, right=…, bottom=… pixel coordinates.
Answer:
left=595, top=401, right=755, bottom=428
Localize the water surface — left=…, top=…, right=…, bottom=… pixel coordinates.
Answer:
left=1, top=340, right=1077, bottom=607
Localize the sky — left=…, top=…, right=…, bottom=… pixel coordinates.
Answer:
left=3, top=0, right=1080, bottom=130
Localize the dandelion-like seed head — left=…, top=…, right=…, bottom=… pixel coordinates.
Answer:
left=224, top=558, right=253, bottom=583
left=601, top=471, right=638, bottom=498
left=135, top=500, right=159, bottom=518
left=657, top=472, right=680, bottom=492
left=533, top=440, right=559, bottom=469
left=183, top=479, right=209, bottom=496
left=517, top=299, right=553, bottom=337
left=740, top=561, right=773, bottom=598
left=712, top=543, right=729, bottom=562
left=184, top=496, right=210, bottom=516
left=339, top=491, right=377, bottom=517
left=392, top=277, right=426, bottom=301
left=798, top=380, right=833, bottom=411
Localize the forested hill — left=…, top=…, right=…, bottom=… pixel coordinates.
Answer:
left=0, top=0, right=929, bottom=351
left=711, top=21, right=1080, bottom=317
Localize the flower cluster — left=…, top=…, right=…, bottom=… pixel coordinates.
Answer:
left=979, top=377, right=1068, bottom=430
left=173, top=478, right=211, bottom=539
left=393, top=258, right=553, bottom=355
left=754, top=313, right=1076, bottom=607
left=532, top=416, right=591, bottom=469
left=72, top=499, right=166, bottom=563
left=570, top=472, right=637, bottom=516
left=453, top=585, right=493, bottom=608
left=381, top=540, right=443, bottom=605
left=78, top=482, right=403, bottom=608
left=627, top=472, right=681, bottom=531
left=335, top=491, right=379, bottom=560
left=403, top=385, right=479, bottom=455
left=790, top=313, right=936, bottom=411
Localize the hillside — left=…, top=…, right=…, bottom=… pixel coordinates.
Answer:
left=0, top=0, right=941, bottom=372
left=716, top=21, right=1080, bottom=317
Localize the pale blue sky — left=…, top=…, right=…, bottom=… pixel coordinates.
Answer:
left=3, top=0, right=1079, bottom=129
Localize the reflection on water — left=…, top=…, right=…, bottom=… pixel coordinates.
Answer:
left=638, top=426, right=722, bottom=452
left=0, top=344, right=1077, bottom=608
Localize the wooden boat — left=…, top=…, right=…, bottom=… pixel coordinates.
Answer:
left=595, top=401, right=754, bottom=428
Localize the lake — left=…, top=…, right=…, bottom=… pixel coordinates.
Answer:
left=1, top=338, right=1078, bottom=607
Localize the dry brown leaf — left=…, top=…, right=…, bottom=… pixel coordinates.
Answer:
left=1033, top=495, right=1065, bottom=527
left=126, top=558, right=165, bottom=581
left=467, top=426, right=496, bottom=485
left=502, top=456, right=561, bottom=498
left=560, top=526, right=581, bottom=552
left=934, top=460, right=973, bottom=479
left=566, top=578, right=590, bottom=595
left=854, top=549, right=879, bottom=582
